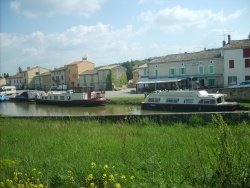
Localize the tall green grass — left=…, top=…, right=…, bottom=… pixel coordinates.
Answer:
left=0, top=115, right=250, bottom=187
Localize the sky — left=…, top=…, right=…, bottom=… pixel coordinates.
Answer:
left=0, top=0, right=249, bottom=76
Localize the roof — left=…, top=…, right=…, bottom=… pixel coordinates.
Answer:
left=80, top=69, right=98, bottom=75
left=98, top=65, right=119, bottom=70
left=148, top=50, right=222, bottom=64
left=40, top=72, right=51, bottom=76
left=68, top=60, right=94, bottom=66
left=223, top=39, right=250, bottom=49
left=51, top=66, right=67, bottom=72
left=8, top=73, right=22, bottom=79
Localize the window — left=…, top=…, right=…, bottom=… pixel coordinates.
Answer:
left=54, top=96, right=58, bottom=100
left=184, top=99, right=193, bottom=103
left=198, top=66, right=204, bottom=75
left=169, top=68, right=175, bottom=76
left=209, top=65, right=214, bottom=74
left=143, top=68, right=147, bottom=75
left=61, top=75, right=63, bottom=80
left=245, top=59, right=250, bottom=67
left=208, top=79, right=216, bottom=87
left=84, top=76, right=86, bottom=83
left=228, top=76, right=237, bottom=85
left=243, top=49, right=250, bottom=57
left=91, top=75, right=94, bottom=82
left=148, top=98, right=160, bottom=102
left=179, top=67, right=186, bottom=75
left=229, top=60, right=234, bottom=68
left=60, top=96, right=64, bottom=100
left=166, top=98, right=179, bottom=103
left=155, top=69, right=158, bottom=77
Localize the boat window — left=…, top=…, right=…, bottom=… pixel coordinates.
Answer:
left=50, top=96, right=52, bottom=100
left=166, top=98, right=179, bottom=103
left=54, top=96, right=58, bottom=100
left=67, top=96, right=71, bottom=100
left=199, top=99, right=203, bottom=103
left=203, top=99, right=210, bottom=104
left=217, top=97, right=222, bottom=103
left=60, top=96, right=64, bottom=100
left=148, top=98, right=160, bottom=102
left=44, top=97, right=47, bottom=100
left=184, top=99, right=194, bottom=103
left=210, top=99, right=216, bottom=104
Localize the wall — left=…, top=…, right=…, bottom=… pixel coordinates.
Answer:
left=207, top=87, right=250, bottom=101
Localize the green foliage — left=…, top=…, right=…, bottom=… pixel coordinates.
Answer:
left=188, top=114, right=204, bottom=126
left=1, top=117, right=250, bottom=187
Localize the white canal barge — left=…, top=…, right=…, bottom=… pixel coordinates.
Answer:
left=35, top=89, right=106, bottom=106
left=141, top=90, right=240, bottom=112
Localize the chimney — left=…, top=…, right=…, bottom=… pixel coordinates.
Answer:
left=228, top=35, right=231, bottom=44
left=82, top=56, right=87, bottom=61
left=222, top=40, right=226, bottom=47
left=27, top=67, right=30, bottom=70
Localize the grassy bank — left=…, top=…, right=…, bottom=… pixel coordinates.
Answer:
left=1, top=115, right=250, bottom=187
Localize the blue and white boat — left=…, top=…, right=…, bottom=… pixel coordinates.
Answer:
left=0, top=95, right=10, bottom=101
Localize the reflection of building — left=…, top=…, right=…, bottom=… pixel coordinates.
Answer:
left=21, top=66, right=50, bottom=89
left=222, top=35, right=250, bottom=87
left=67, top=57, right=94, bottom=89
left=6, top=74, right=22, bottom=89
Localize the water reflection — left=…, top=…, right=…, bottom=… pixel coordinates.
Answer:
left=0, top=101, right=163, bottom=116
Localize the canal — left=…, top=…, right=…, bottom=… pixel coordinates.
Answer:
left=0, top=101, right=167, bottom=116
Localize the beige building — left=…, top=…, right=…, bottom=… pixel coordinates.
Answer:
left=0, top=77, right=7, bottom=86
left=6, top=74, right=22, bottom=89
left=34, top=71, right=51, bottom=91
left=51, top=66, right=68, bottom=88
left=67, top=57, right=94, bottom=89
left=21, top=66, right=50, bottom=89
left=79, top=65, right=127, bottom=91
left=137, top=49, right=223, bottom=91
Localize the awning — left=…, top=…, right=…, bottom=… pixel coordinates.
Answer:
left=136, top=77, right=186, bottom=84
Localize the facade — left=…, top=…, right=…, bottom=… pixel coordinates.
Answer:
left=5, top=74, right=22, bottom=89
left=133, top=63, right=148, bottom=90
left=0, top=78, right=6, bottom=86
left=222, top=36, right=250, bottom=87
left=67, top=58, right=95, bottom=89
left=21, top=66, right=50, bottom=89
left=50, top=66, right=68, bottom=88
left=138, top=49, right=224, bottom=91
left=97, top=65, right=127, bottom=90
left=79, top=69, right=99, bottom=91
left=34, top=72, right=51, bottom=90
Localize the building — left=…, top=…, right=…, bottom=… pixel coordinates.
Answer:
left=50, top=66, right=68, bottom=88
left=222, top=35, right=250, bottom=87
left=136, top=49, right=223, bottom=92
left=67, top=57, right=95, bottom=89
left=79, top=69, right=99, bottom=91
left=97, top=65, right=127, bottom=90
left=0, top=77, right=7, bottom=86
left=133, top=63, right=149, bottom=91
left=34, top=71, right=51, bottom=90
left=21, top=66, right=50, bottom=89
left=6, top=74, right=22, bottom=89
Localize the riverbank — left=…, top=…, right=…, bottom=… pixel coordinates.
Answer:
left=1, top=115, right=250, bottom=187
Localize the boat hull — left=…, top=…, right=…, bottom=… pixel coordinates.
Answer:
left=141, top=102, right=240, bottom=112
left=35, top=98, right=106, bottom=106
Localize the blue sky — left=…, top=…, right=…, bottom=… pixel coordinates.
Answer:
left=1, top=0, right=249, bottom=76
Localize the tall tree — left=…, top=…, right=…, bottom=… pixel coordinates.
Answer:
left=121, top=60, right=134, bottom=80
left=3, top=73, right=9, bottom=78
left=18, top=67, right=22, bottom=74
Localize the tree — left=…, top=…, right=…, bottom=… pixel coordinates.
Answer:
left=121, top=60, right=135, bottom=80
left=18, top=67, right=22, bottom=74
left=3, top=73, right=9, bottom=78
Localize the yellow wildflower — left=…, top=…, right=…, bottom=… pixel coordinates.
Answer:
left=130, top=176, right=135, bottom=180
left=103, top=164, right=109, bottom=170
left=32, top=168, right=37, bottom=172
left=86, top=174, right=93, bottom=181
left=91, top=162, right=96, bottom=169
left=115, top=183, right=121, bottom=188
left=102, top=173, right=107, bottom=179
left=90, top=182, right=95, bottom=188
left=121, top=175, right=126, bottom=180
left=109, top=174, right=114, bottom=182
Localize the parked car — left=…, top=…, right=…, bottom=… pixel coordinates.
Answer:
left=228, top=81, right=250, bottom=88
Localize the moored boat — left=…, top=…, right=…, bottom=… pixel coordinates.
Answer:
left=35, top=89, right=106, bottom=106
left=0, top=95, right=10, bottom=101
left=141, top=90, right=240, bottom=112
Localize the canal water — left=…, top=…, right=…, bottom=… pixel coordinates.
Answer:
left=0, top=101, right=165, bottom=116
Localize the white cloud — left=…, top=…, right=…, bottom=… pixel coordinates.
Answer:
left=10, top=0, right=108, bottom=18
left=138, top=6, right=245, bottom=31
